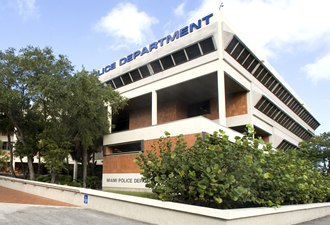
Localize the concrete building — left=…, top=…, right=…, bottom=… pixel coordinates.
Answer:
left=98, top=10, right=320, bottom=191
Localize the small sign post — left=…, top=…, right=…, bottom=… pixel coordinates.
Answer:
left=84, top=195, right=88, bottom=204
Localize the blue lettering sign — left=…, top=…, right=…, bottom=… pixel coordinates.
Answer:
left=190, top=19, right=201, bottom=32
left=158, top=37, right=166, bottom=47
left=140, top=47, right=149, bottom=56
left=98, top=68, right=104, bottom=76
left=202, top=13, right=213, bottom=25
left=134, top=50, right=141, bottom=59
left=127, top=54, right=133, bottom=62
left=149, top=42, right=158, bottom=52
left=180, top=26, right=189, bottom=37
left=166, top=31, right=179, bottom=44
left=119, top=57, right=127, bottom=66
left=98, top=13, right=214, bottom=76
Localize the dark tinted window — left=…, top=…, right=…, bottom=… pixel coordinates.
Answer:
left=185, top=44, right=201, bottom=60
left=121, top=73, right=132, bottom=85
left=172, top=50, right=187, bottom=65
left=113, top=77, right=123, bottom=88
left=130, top=69, right=142, bottom=81
left=139, top=65, right=151, bottom=77
left=150, top=60, right=163, bottom=74
left=160, top=55, right=175, bottom=70
left=188, top=101, right=210, bottom=117
left=199, top=37, right=215, bottom=54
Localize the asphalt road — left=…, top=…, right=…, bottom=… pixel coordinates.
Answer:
left=0, top=203, right=151, bottom=225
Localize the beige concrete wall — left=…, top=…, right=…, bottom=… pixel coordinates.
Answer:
left=1, top=176, right=330, bottom=225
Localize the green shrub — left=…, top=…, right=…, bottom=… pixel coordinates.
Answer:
left=134, top=125, right=330, bottom=209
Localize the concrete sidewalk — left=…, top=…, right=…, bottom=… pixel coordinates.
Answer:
left=0, top=186, right=150, bottom=224
left=0, top=186, right=77, bottom=207
left=0, top=203, right=150, bottom=225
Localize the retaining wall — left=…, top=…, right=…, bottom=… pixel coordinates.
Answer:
left=1, top=176, right=330, bottom=225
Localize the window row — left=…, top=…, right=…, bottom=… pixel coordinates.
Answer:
left=277, top=140, right=299, bottom=151
left=255, top=96, right=313, bottom=140
left=2, top=142, right=14, bottom=150
left=105, top=37, right=216, bottom=89
left=225, top=37, right=320, bottom=130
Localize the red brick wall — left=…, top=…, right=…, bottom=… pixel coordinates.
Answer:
left=157, top=101, right=188, bottom=124
left=103, top=133, right=200, bottom=174
left=225, top=92, right=247, bottom=117
left=129, top=106, right=152, bottom=130
left=203, top=98, right=219, bottom=120
left=103, top=154, right=140, bottom=173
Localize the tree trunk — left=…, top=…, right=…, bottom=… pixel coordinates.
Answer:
left=83, top=150, right=87, bottom=188
left=20, top=157, right=26, bottom=179
left=51, top=171, right=56, bottom=183
left=37, top=152, right=41, bottom=176
left=92, top=151, right=95, bottom=176
left=66, top=156, right=70, bottom=175
left=7, top=132, right=16, bottom=178
left=27, top=156, right=35, bottom=180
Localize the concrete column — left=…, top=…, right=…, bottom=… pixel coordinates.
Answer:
left=73, top=160, right=78, bottom=181
left=152, top=90, right=157, bottom=125
left=217, top=72, right=226, bottom=126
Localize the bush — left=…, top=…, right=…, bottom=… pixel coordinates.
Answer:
left=134, top=125, right=330, bottom=209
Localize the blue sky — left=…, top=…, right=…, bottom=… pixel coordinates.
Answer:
left=1, top=0, right=330, bottom=135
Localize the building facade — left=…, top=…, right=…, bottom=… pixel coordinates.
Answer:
left=99, top=10, right=320, bottom=191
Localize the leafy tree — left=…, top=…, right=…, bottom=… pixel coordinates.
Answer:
left=66, top=69, right=127, bottom=188
left=299, top=132, right=330, bottom=174
left=0, top=140, right=10, bottom=171
left=0, top=113, right=16, bottom=177
left=0, top=46, right=74, bottom=180
left=135, top=125, right=330, bottom=209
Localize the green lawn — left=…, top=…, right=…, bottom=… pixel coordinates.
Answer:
left=106, top=190, right=158, bottom=199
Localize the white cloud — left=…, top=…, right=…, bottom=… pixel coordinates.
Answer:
left=108, top=44, right=129, bottom=51
left=186, top=0, right=330, bottom=59
left=174, top=2, right=186, bottom=17
left=301, top=53, right=330, bottom=84
left=95, top=3, right=159, bottom=48
left=16, top=0, right=39, bottom=20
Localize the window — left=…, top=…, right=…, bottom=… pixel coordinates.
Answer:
left=139, top=66, right=151, bottom=78
left=185, top=44, right=201, bottom=60
left=113, top=77, right=123, bottom=88
left=1, top=142, right=13, bottom=150
left=160, top=55, right=175, bottom=70
left=105, top=141, right=144, bottom=155
left=199, top=37, right=215, bottom=54
left=129, top=69, right=142, bottom=82
left=172, top=50, right=187, bottom=65
left=150, top=60, right=163, bottom=74
left=188, top=100, right=210, bottom=117
left=121, top=73, right=132, bottom=85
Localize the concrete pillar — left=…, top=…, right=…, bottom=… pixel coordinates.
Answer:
left=152, top=90, right=157, bottom=125
left=73, top=160, right=78, bottom=181
left=217, top=72, right=226, bottom=126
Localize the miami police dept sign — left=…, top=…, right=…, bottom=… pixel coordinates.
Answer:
left=103, top=173, right=146, bottom=189
left=98, top=13, right=213, bottom=76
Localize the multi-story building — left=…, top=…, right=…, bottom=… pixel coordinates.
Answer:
left=98, top=10, right=320, bottom=191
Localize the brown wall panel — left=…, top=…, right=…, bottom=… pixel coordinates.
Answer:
left=157, top=101, right=188, bottom=124
left=103, top=154, right=140, bottom=173
left=129, top=106, right=152, bottom=130
left=203, top=98, right=219, bottom=120
left=226, top=92, right=247, bottom=117
left=103, top=133, right=200, bottom=174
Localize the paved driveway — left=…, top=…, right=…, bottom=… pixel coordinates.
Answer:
left=0, top=186, right=150, bottom=225
left=0, top=203, right=150, bottom=225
